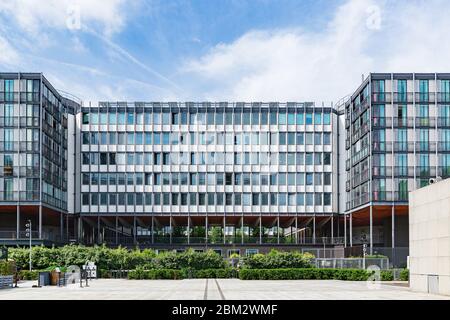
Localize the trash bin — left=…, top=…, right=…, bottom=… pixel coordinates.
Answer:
left=38, top=272, right=50, bottom=286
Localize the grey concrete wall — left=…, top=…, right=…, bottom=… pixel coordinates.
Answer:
left=409, top=178, right=450, bottom=296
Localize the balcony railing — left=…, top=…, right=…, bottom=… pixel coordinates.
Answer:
left=372, top=141, right=392, bottom=152
left=393, top=141, right=414, bottom=152
left=437, top=117, right=450, bottom=127
left=415, top=141, right=436, bottom=152
left=437, top=92, right=450, bottom=103
left=438, top=142, right=450, bottom=152
left=415, top=92, right=436, bottom=103
left=371, top=92, right=391, bottom=103
left=394, top=166, right=414, bottom=177
left=0, top=191, right=40, bottom=202
left=372, top=117, right=392, bottom=128
left=393, top=117, right=414, bottom=127
left=415, top=117, right=435, bottom=127
left=393, top=92, right=413, bottom=103
left=416, top=166, right=436, bottom=177
left=372, top=166, right=391, bottom=177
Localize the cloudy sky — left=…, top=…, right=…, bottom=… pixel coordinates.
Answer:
left=0, top=0, right=449, bottom=104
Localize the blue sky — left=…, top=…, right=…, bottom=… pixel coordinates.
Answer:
left=1, top=0, right=450, bottom=103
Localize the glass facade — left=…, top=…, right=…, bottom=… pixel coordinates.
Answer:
left=0, top=74, right=76, bottom=211
left=79, top=102, right=336, bottom=217
left=345, top=73, right=450, bottom=211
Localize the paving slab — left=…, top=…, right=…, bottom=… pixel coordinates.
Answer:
left=0, top=279, right=448, bottom=300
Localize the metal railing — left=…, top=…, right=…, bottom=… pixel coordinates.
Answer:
left=314, top=258, right=390, bottom=270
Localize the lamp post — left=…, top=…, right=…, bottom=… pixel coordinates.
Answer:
left=25, top=220, right=32, bottom=272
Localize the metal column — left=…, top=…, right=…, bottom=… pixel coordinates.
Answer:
left=16, top=205, right=20, bottom=239
left=312, top=215, right=316, bottom=244
left=223, top=216, right=226, bottom=244
left=344, top=214, right=347, bottom=247
left=369, top=206, right=373, bottom=254
left=187, top=216, right=190, bottom=245
left=350, top=213, right=353, bottom=247
left=241, top=216, right=244, bottom=245
left=151, top=216, right=154, bottom=244
left=295, top=216, right=298, bottom=244
left=392, top=205, right=395, bottom=248
left=169, top=216, right=172, bottom=244
left=115, top=216, right=118, bottom=245
left=259, top=216, right=262, bottom=244
left=277, top=216, right=280, bottom=244
left=133, top=215, right=137, bottom=244
left=38, top=205, right=42, bottom=239
left=331, top=215, right=334, bottom=244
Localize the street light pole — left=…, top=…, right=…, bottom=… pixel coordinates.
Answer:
left=25, top=220, right=32, bottom=272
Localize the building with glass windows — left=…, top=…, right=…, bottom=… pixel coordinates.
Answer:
left=0, top=73, right=80, bottom=245
left=76, top=102, right=341, bottom=254
left=2, top=71, right=449, bottom=262
left=343, top=73, right=450, bottom=264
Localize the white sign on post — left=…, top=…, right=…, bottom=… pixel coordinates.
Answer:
left=82, top=261, right=97, bottom=278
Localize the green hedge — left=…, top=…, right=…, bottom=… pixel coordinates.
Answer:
left=238, top=268, right=374, bottom=281
left=242, top=250, right=314, bottom=269
left=18, top=270, right=39, bottom=280
left=0, top=260, right=16, bottom=276
left=127, top=268, right=235, bottom=280
left=8, top=245, right=225, bottom=270
left=128, top=269, right=183, bottom=280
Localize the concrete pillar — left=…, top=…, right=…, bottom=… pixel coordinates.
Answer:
left=295, top=216, right=298, bottom=244
left=66, top=214, right=69, bottom=241
left=16, top=205, right=20, bottom=239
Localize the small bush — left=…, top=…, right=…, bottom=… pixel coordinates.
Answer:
left=243, top=249, right=314, bottom=269
left=400, top=269, right=409, bottom=281
left=0, top=260, right=16, bottom=276
left=18, top=270, right=39, bottom=280
left=380, top=270, right=394, bottom=281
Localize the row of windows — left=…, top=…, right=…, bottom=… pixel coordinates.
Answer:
left=82, top=172, right=332, bottom=187
left=82, top=110, right=331, bottom=126
left=82, top=131, right=332, bottom=146
left=82, top=192, right=332, bottom=206
left=82, top=152, right=332, bottom=166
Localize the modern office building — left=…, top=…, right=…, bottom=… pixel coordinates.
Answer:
left=1, top=72, right=449, bottom=261
left=0, top=73, right=80, bottom=245
left=76, top=102, right=341, bottom=253
left=344, top=73, right=450, bottom=263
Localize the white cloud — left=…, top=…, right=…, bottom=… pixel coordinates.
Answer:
left=181, top=0, right=450, bottom=102
left=0, top=35, right=19, bottom=65
left=0, top=0, right=131, bottom=36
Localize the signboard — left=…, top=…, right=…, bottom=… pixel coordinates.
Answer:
left=0, top=247, right=8, bottom=260
left=82, top=261, right=97, bottom=278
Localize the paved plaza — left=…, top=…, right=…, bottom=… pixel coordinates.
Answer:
left=0, top=279, right=449, bottom=300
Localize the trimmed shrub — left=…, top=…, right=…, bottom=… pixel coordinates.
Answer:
left=154, top=249, right=227, bottom=270
left=242, top=250, right=314, bottom=269
left=239, top=268, right=374, bottom=281
left=380, top=270, right=394, bottom=281
left=0, top=260, right=16, bottom=275
left=400, top=269, right=409, bottom=281
left=18, top=270, right=39, bottom=280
